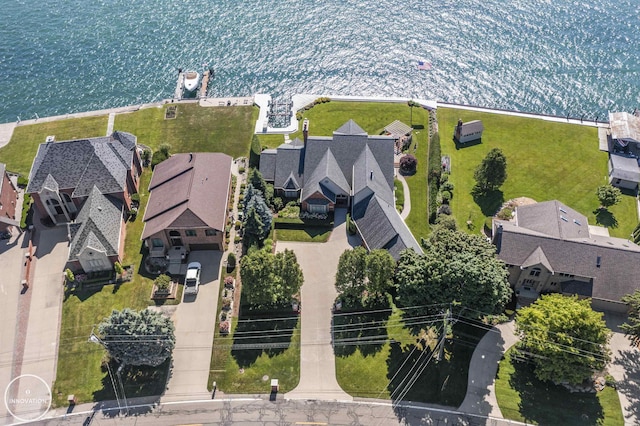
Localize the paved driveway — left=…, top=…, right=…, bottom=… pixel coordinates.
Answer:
left=276, top=208, right=358, bottom=401
left=161, top=250, right=222, bottom=401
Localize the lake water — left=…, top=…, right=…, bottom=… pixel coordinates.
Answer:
left=1, top=0, right=638, bottom=124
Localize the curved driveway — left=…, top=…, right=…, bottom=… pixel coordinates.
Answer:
left=276, top=208, right=358, bottom=401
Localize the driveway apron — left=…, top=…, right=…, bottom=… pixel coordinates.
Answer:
left=277, top=208, right=357, bottom=401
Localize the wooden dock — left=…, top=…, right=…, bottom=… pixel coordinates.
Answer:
left=174, top=71, right=184, bottom=100
left=200, top=70, right=210, bottom=98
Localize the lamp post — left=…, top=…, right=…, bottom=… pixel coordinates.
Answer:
left=88, top=332, right=128, bottom=415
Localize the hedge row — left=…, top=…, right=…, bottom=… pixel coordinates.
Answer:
left=427, top=132, right=442, bottom=223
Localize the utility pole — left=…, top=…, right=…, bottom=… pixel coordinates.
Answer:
left=436, top=305, right=452, bottom=362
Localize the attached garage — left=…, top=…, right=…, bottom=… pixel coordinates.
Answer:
left=190, top=243, right=220, bottom=251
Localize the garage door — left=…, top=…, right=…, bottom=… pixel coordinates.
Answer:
left=189, top=243, right=220, bottom=251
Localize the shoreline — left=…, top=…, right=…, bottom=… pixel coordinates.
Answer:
left=0, top=95, right=609, bottom=150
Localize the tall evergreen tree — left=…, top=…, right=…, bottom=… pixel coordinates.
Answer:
left=97, top=308, right=175, bottom=367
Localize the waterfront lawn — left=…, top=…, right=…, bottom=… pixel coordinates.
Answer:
left=335, top=303, right=488, bottom=406
left=438, top=108, right=637, bottom=238
left=495, top=349, right=623, bottom=425
left=114, top=103, right=257, bottom=159
left=0, top=116, right=108, bottom=176
left=403, top=124, right=430, bottom=241
left=208, top=304, right=300, bottom=394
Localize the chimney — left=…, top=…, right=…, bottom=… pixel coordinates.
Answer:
left=494, top=223, right=503, bottom=253
left=370, top=170, right=373, bottom=180
left=303, top=119, right=309, bottom=144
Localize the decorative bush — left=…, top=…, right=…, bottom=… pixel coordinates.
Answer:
left=222, top=297, right=232, bottom=311
left=437, top=204, right=452, bottom=216
left=17, top=175, right=29, bottom=188
left=399, top=154, right=418, bottom=174
left=441, top=181, right=454, bottom=193
left=238, top=167, right=245, bottom=174
left=227, top=253, right=236, bottom=270
left=440, top=191, right=452, bottom=204
left=130, top=193, right=141, bottom=203
left=114, top=261, right=124, bottom=275
left=219, top=321, right=230, bottom=335
left=497, top=207, right=513, bottom=220
left=65, top=268, right=75, bottom=282
left=154, top=274, right=171, bottom=291
left=224, top=276, right=235, bottom=289
left=346, top=213, right=357, bottom=235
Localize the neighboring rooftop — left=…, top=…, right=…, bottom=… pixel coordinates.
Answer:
left=27, top=131, right=137, bottom=198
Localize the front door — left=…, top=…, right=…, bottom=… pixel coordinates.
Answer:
left=169, top=231, right=183, bottom=247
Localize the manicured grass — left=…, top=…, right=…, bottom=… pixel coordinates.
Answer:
left=208, top=305, right=300, bottom=394
left=403, top=124, right=430, bottom=241
left=394, top=178, right=404, bottom=212
left=256, top=133, right=286, bottom=149
left=438, top=108, right=637, bottom=237
left=0, top=116, right=108, bottom=176
left=114, top=103, right=258, bottom=159
left=275, top=227, right=332, bottom=242
left=495, top=349, right=623, bottom=425
left=335, top=302, right=488, bottom=406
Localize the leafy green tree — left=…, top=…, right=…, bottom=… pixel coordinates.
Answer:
left=335, top=247, right=368, bottom=302
left=596, top=184, right=622, bottom=209
left=97, top=308, right=175, bottom=367
left=249, top=135, right=262, bottom=168
left=395, top=228, right=511, bottom=319
left=515, top=294, right=610, bottom=385
left=365, top=249, right=396, bottom=305
left=240, top=248, right=303, bottom=306
left=621, top=290, right=640, bottom=345
left=473, top=148, right=507, bottom=193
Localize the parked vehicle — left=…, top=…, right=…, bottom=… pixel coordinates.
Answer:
left=184, top=262, right=202, bottom=295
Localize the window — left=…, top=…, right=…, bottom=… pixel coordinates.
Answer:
left=151, top=238, right=164, bottom=248
left=284, top=190, right=298, bottom=198
left=205, top=229, right=217, bottom=236
left=185, top=230, right=197, bottom=237
left=529, top=268, right=541, bottom=277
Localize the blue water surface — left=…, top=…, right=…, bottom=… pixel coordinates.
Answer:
left=0, top=0, right=638, bottom=123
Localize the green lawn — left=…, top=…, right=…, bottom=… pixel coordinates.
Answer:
left=438, top=108, right=637, bottom=237
left=335, top=302, right=488, bottom=406
left=403, top=124, right=430, bottom=241
left=394, top=178, right=404, bottom=212
left=0, top=116, right=108, bottom=176
left=114, top=103, right=258, bottom=159
left=495, top=349, right=623, bottom=425
left=50, top=104, right=256, bottom=405
left=208, top=304, right=300, bottom=394
left=275, top=227, right=332, bottom=242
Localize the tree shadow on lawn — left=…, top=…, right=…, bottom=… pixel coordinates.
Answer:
left=614, top=349, right=640, bottom=422
left=388, top=321, right=488, bottom=419
left=594, top=208, right=618, bottom=228
left=231, top=305, right=298, bottom=368
left=92, top=358, right=167, bottom=417
left=332, top=299, right=391, bottom=358
left=509, top=356, right=604, bottom=425
left=472, top=188, right=504, bottom=217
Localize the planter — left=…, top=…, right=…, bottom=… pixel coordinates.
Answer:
left=151, top=281, right=178, bottom=300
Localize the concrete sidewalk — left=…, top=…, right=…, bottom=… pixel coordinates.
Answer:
left=276, top=209, right=357, bottom=401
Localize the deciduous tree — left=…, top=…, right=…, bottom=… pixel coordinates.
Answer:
left=621, top=290, right=640, bottom=345
left=240, top=248, right=303, bottom=306
left=596, top=184, right=622, bottom=209
left=473, top=148, right=507, bottom=193
left=335, top=248, right=396, bottom=307
left=97, top=308, right=175, bottom=367
left=515, top=294, right=610, bottom=385
left=395, top=228, right=511, bottom=319
left=335, top=247, right=368, bottom=303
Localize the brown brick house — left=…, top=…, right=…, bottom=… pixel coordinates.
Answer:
left=0, top=162, right=19, bottom=232
left=142, top=152, right=232, bottom=257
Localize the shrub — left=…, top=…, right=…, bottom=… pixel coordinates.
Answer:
left=224, top=276, right=235, bottom=289
left=227, top=252, right=236, bottom=271
left=440, top=191, right=451, bottom=204
left=114, top=262, right=124, bottom=275
left=65, top=268, right=75, bottom=282
left=238, top=166, right=245, bottom=174
left=437, top=204, right=452, bottom=216
left=273, top=196, right=284, bottom=212
left=427, top=132, right=442, bottom=223
left=17, top=175, right=28, bottom=188
left=219, top=321, right=230, bottom=335
left=497, top=207, right=513, bottom=220
left=222, top=297, right=232, bottom=311
left=154, top=274, right=171, bottom=291
left=346, top=213, right=357, bottom=235
left=20, top=193, right=32, bottom=229
left=399, top=154, right=418, bottom=174
left=151, top=144, right=171, bottom=169
left=130, top=193, right=140, bottom=203
left=441, top=181, right=454, bottom=193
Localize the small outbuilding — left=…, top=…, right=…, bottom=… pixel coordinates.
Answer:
left=384, top=120, right=413, bottom=154
left=454, top=119, right=484, bottom=144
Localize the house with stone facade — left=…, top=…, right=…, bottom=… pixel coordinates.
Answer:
left=142, top=152, right=232, bottom=257
left=260, top=119, right=421, bottom=259
left=492, top=200, right=640, bottom=312
left=26, top=131, right=141, bottom=273
left=0, top=162, right=19, bottom=233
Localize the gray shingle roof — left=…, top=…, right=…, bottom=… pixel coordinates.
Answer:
left=515, top=200, right=588, bottom=239
left=302, top=148, right=350, bottom=202
left=334, top=119, right=367, bottom=136
left=27, top=132, right=137, bottom=197
left=609, top=154, right=640, bottom=182
left=68, top=186, right=124, bottom=260
left=460, top=120, right=484, bottom=136
left=494, top=201, right=640, bottom=303
left=259, top=150, right=277, bottom=182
